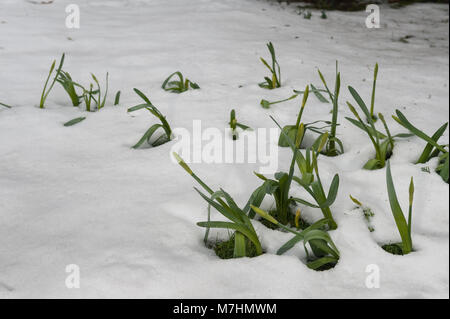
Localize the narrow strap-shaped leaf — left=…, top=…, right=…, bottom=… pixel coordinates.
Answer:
left=0, top=102, right=12, bottom=108
left=132, top=124, right=163, bottom=149
left=127, top=103, right=149, bottom=113
left=417, top=122, right=448, bottom=163
left=307, top=256, right=338, bottom=270
left=133, top=88, right=152, bottom=105
left=386, top=162, right=412, bottom=254
left=345, top=117, right=387, bottom=139
left=233, top=232, right=247, bottom=258
left=64, top=117, right=86, bottom=127
left=395, top=110, right=448, bottom=153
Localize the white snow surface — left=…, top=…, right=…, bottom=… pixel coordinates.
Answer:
left=0, top=0, right=449, bottom=298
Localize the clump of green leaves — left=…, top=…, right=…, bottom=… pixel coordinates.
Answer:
left=314, top=63, right=344, bottom=156
left=259, top=42, right=281, bottom=89
left=260, top=94, right=298, bottom=109
left=346, top=89, right=411, bottom=170
left=350, top=195, right=375, bottom=232
left=291, top=146, right=340, bottom=230
left=128, top=89, right=172, bottom=149
left=229, top=109, right=252, bottom=140
left=268, top=88, right=339, bottom=230
left=278, top=86, right=336, bottom=149
left=393, top=109, right=448, bottom=183
left=162, top=71, right=200, bottom=93
left=382, top=161, right=415, bottom=255
left=252, top=206, right=339, bottom=271
left=58, top=71, right=109, bottom=112
left=253, top=91, right=311, bottom=226
left=174, top=153, right=264, bottom=258
left=57, top=70, right=81, bottom=107
left=40, top=53, right=65, bottom=108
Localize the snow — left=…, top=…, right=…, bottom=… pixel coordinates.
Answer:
left=0, top=0, right=448, bottom=298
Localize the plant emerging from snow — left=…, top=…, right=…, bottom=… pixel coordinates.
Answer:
left=128, top=89, right=172, bottom=149
left=383, top=161, right=415, bottom=255
left=369, top=63, right=379, bottom=122
left=259, top=42, right=281, bottom=89
left=162, top=71, right=200, bottom=93
left=229, top=109, right=252, bottom=140
left=393, top=109, right=449, bottom=183
left=346, top=88, right=411, bottom=170
left=314, top=63, right=344, bottom=156
left=39, top=53, right=65, bottom=109
left=260, top=94, right=298, bottom=109
left=251, top=205, right=340, bottom=270
left=174, top=153, right=263, bottom=258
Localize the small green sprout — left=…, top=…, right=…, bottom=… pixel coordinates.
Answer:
left=229, top=109, right=252, bottom=140
left=39, top=53, right=65, bottom=108
left=369, top=63, right=379, bottom=122
left=128, top=89, right=172, bottom=149
left=162, top=71, right=200, bottom=93
left=315, top=62, right=344, bottom=156
left=259, top=42, right=281, bottom=89
left=350, top=195, right=375, bottom=232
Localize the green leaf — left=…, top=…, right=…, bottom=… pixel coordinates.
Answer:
left=307, top=256, right=338, bottom=270
left=0, top=102, right=12, bottom=108
left=386, top=161, right=412, bottom=254
left=197, top=221, right=262, bottom=256
left=310, top=84, right=329, bottom=103
left=417, top=122, right=448, bottom=163
left=394, top=110, right=448, bottom=154
left=63, top=117, right=86, bottom=127
left=114, top=91, right=121, bottom=105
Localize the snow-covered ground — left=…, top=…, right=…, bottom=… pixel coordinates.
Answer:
left=0, top=0, right=448, bottom=298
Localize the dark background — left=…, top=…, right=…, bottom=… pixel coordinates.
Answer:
left=275, top=0, right=449, bottom=11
